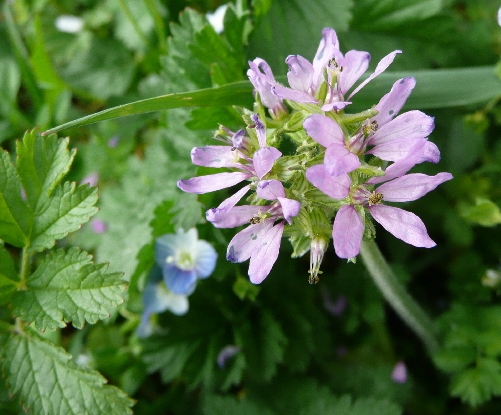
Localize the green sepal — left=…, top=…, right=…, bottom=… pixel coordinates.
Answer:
left=12, top=247, right=127, bottom=331
left=289, top=235, right=311, bottom=258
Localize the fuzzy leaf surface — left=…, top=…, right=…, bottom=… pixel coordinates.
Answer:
left=12, top=247, right=126, bottom=330
left=1, top=332, right=134, bottom=415
left=30, top=182, right=98, bottom=253
left=16, top=130, right=75, bottom=208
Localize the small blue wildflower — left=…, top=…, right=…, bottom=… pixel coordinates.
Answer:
left=136, top=266, right=189, bottom=338
left=155, top=228, right=217, bottom=295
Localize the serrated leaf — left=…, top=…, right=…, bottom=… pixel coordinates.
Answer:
left=450, top=358, right=501, bottom=406
left=30, top=182, right=98, bottom=253
left=12, top=247, right=126, bottom=330
left=0, top=150, right=32, bottom=247
left=16, top=130, right=75, bottom=207
left=1, top=332, right=134, bottom=415
left=235, top=309, right=287, bottom=381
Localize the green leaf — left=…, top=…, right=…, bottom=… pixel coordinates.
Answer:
left=349, top=0, right=443, bottom=31
left=30, top=182, right=98, bottom=253
left=42, top=65, right=501, bottom=136
left=0, top=243, right=18, bottom=304
left=1, top=332, right=134, bottom=415
left=450, top=358, right=501, bottom=406
left=12, top=247, right=127, bottom=330
left=235, top=309, right=287, bottom=381
left=459, top=198, right=501, bottom=227
left=16, top=130, right=75, bottom=207
left=59, top=37, right=135, bottom=100
left=0, top=150, right=32, bottom=247
left=0, top=244, right=18, bottom=281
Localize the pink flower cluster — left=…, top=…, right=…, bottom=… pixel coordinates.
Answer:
left=178, top=28, right=452, bottom=284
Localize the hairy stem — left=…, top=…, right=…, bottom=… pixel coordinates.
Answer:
left=360, top=240, right=439, bottom=355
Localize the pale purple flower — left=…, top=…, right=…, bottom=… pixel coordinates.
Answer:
left=217, top=345, right=240, bottom=368
left=498, top=7, right=501, bottom=26
left=178, top=116, right=281, bottom=206
left=91, top=219, right=107, bottom=234
left=247, top=59, right=287, bottom=118
left=108, top=136, right=119, bottom=148
left=309, top=237, right=328, bottom=284
left=304, top=78, right=438, bottom=178
left=331, top=169, right=453, bottom=258
left=155, top=228, right=217, bottom=294
left=391, top=361, right=408, bottom=384
left=81, top=171, right=99, bottom=187
left=271, top=28, right=401, bottom=111
left=225, top=180, right=300, bottom=284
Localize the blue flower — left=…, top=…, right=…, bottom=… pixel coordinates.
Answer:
left=136, top=268, right=189, bottom=338
left=155, top=228, right=217, bottom=295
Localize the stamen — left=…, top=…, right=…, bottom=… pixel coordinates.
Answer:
left=368, top=191, right=384, bottom=206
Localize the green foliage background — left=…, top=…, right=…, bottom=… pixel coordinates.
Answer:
left=1, top=0, right=501, bottom=414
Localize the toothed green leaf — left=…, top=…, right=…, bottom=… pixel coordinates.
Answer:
left=1, top=332, right=134, bottom=415
left=12, top=247, right=126, bottom=330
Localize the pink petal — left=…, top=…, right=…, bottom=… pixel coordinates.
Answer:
left=325, top=144, right=361, bottom=175
left=286, top=55, right=314, bottom=93
left=191, top=146, right=242, bottom=168
left=247, top=59, right=282, bottom=110
left=418, top=141, right=440, bottom=164
left=370, top=111, right=435, bottom=146
left=367, top=140, right=427, bottom=185
left=227, top=220, right=274, bottom=263
left=338, top=50, right=370, bottom=95
left=321, top=101, right=351, bottom=111
left=177, top=172, right=251, bottom=194
left=391, top=361, right=408, bottom=384
left=272, top=85, right=317, bottom=103
left=253, top=147, right=282, bottom=179
left=348, top=50, right=401, bottom=100
left=370, top=205, right=436, bottom=247
left=313, top=28, right=339, bottom=86
left=211, top=184, right=251, bottom=212
left=257, top=179, right=285, bottom=200
left=377, top=172, right=453, bottom=202
left=306, top=164, right=351, bottom=199
left=207, top=205, right=264, bottom=228
left=277, top=197, right=301, bottom=224
left=333, top=205, right=364, bottom=258
left=304, top=114, right=345, bottom=148
left=374, top=77, right=416, bottom=126
left=248, top=222, right=284, bottom=284
left=368, top=137, right=428, bottom=162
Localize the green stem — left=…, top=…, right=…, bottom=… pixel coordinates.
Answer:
left=359, top=240, right=439, bottom=355
left=19, top=246, right=30, bottom=290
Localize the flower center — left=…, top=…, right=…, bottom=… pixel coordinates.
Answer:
left=368, top=191, right=384, bottom=206
left=167, top=251, right=195, bottom=271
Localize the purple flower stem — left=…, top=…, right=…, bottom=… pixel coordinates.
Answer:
left=359, top=240, right=439, bottom=355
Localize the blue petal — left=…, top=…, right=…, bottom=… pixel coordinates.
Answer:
left=194, top=240, right=218, bottom=278
left=163, top=264, right=197, bottom=295
left=155, top=228, right=198, bottom=266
